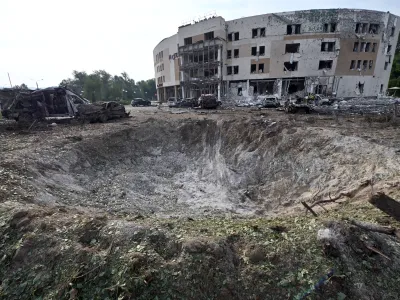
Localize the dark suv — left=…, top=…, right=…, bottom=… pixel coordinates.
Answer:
left=198, top=94, right=219, bottom=109
left=131, top=98, right=151, bottom=106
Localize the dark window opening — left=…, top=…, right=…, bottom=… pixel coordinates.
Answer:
left=358, top=82, right=364, bottom=94
left=387, top=45, right=392, bottom=54
left=259, top=46, right=265, bottom=55
left=318, top=60, right=333, bottom=70
left=369, top=60, right=373, bottom=70
left=284, top=61, right=298, bottom=71
left=365, top=42, right=371, bottom=52
left=323, top=24, right=329, bottom=32
left=251, top=46, right=257, bottom=56
left=184, top=37, right=192, bottom=45
left=227, top=50, right=232, bottom=59
left=227, top=66, right=232, bottom=75
left=237, top=87, right=242, bottom=96
left=251, top=64, right=257, bottom=73
left=357, top=60, right=361, bottom=69
left=316, top=85, right=327, bottom=95
left=205, top=31, right=214, bottom=40
left=360, top=42, right=366, bottom=52
left=234, top=49, right=239, bottom=58
left=389, top=55, right=392, bottom=63
left=372, top=43, right=377, bottom=52
left=287, top=25, right=292, bottom=35
left=252, top=28, right=258, bottom=38
left=234, top=66, right=239, bottom=74
left=355, top=23, right=360, bottom=33
left=286, top=43, right=300, bottom=53
left=330, top=23, right=336, bottom=32
left=384, top=62, right=389, bottom=70
left=258, top=63, right=264, bottom=73
left=362, top=23, right=368, bottom=33
left=380, top=84, right=384, bottom=94
left=391, top=27, right=395, bottom=37
left=369, top=24, right=379, bottom=34
left=350, top=60, right=356, bottom=70
left=287, top=81, right=305, bottom=94
left=295, top=24, right=301, bottom=34
left=260, top=28, right=266, bottom=37
left=362, top=60, right=368, bottom=70
left=234, top=32, right=239, bottom=40
left=228, top=33, right=233, bottom=41
left=321, top=42, right=335, bottom=52
left=353, top=42, right=359, bottom=52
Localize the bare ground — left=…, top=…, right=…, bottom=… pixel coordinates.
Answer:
left=1, top=106, right=400, bottom=299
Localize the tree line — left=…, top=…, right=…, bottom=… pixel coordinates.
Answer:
left=60, top=70, right=156, bottom=103
left=389, top=33, right=400, bottom=88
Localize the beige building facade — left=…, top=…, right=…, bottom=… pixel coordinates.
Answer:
left=153, top=9, right=399, bottom=102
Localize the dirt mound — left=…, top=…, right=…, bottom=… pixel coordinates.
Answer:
left=9, top=117, right=400, bottom=217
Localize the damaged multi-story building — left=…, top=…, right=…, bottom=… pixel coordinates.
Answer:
left=153, top=9, right=399, bottom=102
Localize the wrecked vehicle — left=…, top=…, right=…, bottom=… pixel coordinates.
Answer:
left=131, top=98, right=151, bottom=107
left=198, top=94, right=219, bottom=109
left=284, top=97, right=312, bottom=114
left=257, top=95, right=280, bottom=108
left=1, top=87, right=129, bottom=123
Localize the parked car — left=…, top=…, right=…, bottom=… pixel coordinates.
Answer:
left=131, top=98, right=151, bottom=106
left=198, top=94, right=218, bottom=109
left=257, top=95, right=280, bottom=108
left=178, top=98, right=198, bottom=108
left=168, top=97, right=178, bottom=107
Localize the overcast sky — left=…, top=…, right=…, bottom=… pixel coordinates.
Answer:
left=1, top=0, right=399, bottom=88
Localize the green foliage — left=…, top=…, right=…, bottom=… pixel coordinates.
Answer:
left=389, top=32, right=400, bottom=89
left=59, top=70, right=156, bottom=102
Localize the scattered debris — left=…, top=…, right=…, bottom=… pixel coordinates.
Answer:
left=369, top=192, right=400, bottom=221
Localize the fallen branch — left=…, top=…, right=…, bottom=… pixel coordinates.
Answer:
left=364, top=244, right=391, bottom=260
left=302, top=201, right=318, bottom=217
left=369, top=192, right=400, bottom=222
left=350, top=219, right=395, bottom=235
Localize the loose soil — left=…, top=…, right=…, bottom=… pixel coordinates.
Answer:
left=1, top=107, right=400, bottom=299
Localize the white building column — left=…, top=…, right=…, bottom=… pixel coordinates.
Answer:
left=174, top=86, right=178, bottom=99
left=156, top=88, right=160, bottom=102
left=247, top=80, right=250, bottom=94
left=217, top=46, right=222, bottom=101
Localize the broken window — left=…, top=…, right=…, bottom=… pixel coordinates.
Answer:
left=252, top=28, right=258, bottom=38
left=251, top=64, right=257, bottom=73
left=357, top=60, right=362, bottom=69
left=260, top=28, right=266, bottom=37
left=318, top=60, right=333, bottom=70
left=251, top=46, right=257, bottom=56
left=227, top=66, right=232, bottom=75
left=227, top=50, right=232, bottom=59
left=350, top=60, right=356, bottom=70
left=284, top=61, right=298, bottom=71
left=228, top=33, right=233, bottom=41
left=380, top=84, right=384, bottom=94
left=360, top=42, right=366, bottom=52
left=355, top=23, right=360, bottom=33
left=287, top=25, right=292, bottom=35
left=205, top=31, right=214, bottom=40
left=237, top=87, right=242, bottom=96
left=358, top=82, right=364, bottom=94
left=353, top=42, right=359, bottom=52
left=362, top=60, right=368, bottom=70
left=316, top=85, right=327, bottom=95
left=372, top=43, right=377, bottom=52
left=369, top=60, right=373, bottom=70
left=369, top=24, right=379, bottom=34
left=388, top=55, right=392, bottom=63
left=384, top=62, right=389, bottom=70
left=259, top=46, right=265, bottom=55
left=286, top=43, right=300, bottom=53
left=163, top=76, right=165, bottom=82
left=323, top=24, right=329, bottom=32
left=234, top=66, right=239, bottom=74
left=391, top=27, right=395, bottom=37
left=258, top=63, right=264, bottom=73
left=234, top=32, right=239, bottom=40
left=387, top=45, right=392, bottom=54
left=321, top=42, right=335, bottom=52
left=362, top=23, right=368, bottom=33
left=234, top=49, right=239, bottom=58
left=365, top=42, right=371, bottom=52
left=295, top=24, right=301, bottom=34
left=330, top=23, right=336, bottom=32
left=184, top=37, right=192, bottom=45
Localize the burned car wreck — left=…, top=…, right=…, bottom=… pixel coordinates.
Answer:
left=1, top=87, right=129, bottom=123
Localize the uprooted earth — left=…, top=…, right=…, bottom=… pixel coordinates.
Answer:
left=1, top=105, right=400, bottom=300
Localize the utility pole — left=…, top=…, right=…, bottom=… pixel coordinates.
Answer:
left=7, top=73, right=12, bottom=88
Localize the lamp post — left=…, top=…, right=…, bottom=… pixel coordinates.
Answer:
left=30, top=78, right=43, bottom=89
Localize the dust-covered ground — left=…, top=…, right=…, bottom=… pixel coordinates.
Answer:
left=1, top=106, right=400, bottom=299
